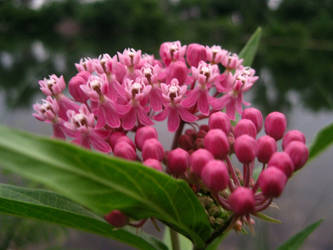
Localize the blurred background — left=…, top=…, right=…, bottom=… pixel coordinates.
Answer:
left=0, top=0, right=332, bottom=249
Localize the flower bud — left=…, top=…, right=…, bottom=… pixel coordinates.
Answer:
left=241, top=108, right=263, bottom=132
left=117, top=136, right=135, bottom=150
left=256, top=135, right=277, bottom=163
left=234, top=135, right=256, bottom=163
left=259, top=167, right=287, bottom=197
left=167, top=61, right=188, bottom=84
left=285, top=141, right=309, bottom=171
left=199, top=125, right=210, bottom=132
left=113, top=141, right=137, bottom=161
left=178, top=134, right=193, bottom=150
left=204, top=129, right=229, bottom=159
left=167, top=148, right=189, bottom=177
left=268, top=152, right=294, bottom=177
left=265, top=112, right=287, bottom=140
left=185, top=129, right=197, bottom=139
left=201, top=160, right=229, bottom=192
left=234, top=119, right=257, bottom=138
left=143, top=158, right=163, bottom=172
left=208, top=112, right=231, bottom=134
left=282, top=130, right=306, bottom=150
left=186, top=43, right=207, bottom=67
left=109, top=132, right=125, bottom=149
left=142, top=138, right=164, bottom=161
left=135, top=126, right=158, bottom=150
left=229, top=187, right=255, bottom=215
left=190, top=149, right=214, bottom=177
left=68, top=71, right=90, bottom=103
left=104, top=210, right=128, bottom=227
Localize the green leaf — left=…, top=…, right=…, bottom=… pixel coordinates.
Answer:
left=0, top=183, right=167, bottom=250
left=0, top=125, right=211, bottom=248
left=277, top=220, right=323, bottom=250
left=163, top=227, right=192, bottom=250
left=309, top=123, right=333, bottom=161
left=206, top=230, right=230, bottom=250
left=255, top=212, right=281, bottom=224
left=239, top=27, right=262, bottom=66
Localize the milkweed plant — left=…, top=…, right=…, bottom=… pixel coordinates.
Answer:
left=0, top=28, right=325, bottom=250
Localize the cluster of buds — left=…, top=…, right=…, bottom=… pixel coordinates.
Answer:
left=33, top=41, right=308, bottom=231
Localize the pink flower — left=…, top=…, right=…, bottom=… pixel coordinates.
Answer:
left=206, top=45, right=228, bottom=64
left=39, top=74, right=66, bottom=96
left=64, top=105, right=111, bottom=153
left=159, top=41, right=186, bottom=66
left=120, top=78, right=153, bottom=130
left=33, top=96, right=66, bottom=139
left=80, top=74, right=128, bottom=128
left=221, top=52, right=243, bottom=70
left=155, top=79, right=197, bottom=132
left=117, top=48, right=142, bottom=72
left=212, top=67, right=257, bottom=120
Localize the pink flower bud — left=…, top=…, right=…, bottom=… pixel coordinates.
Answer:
left=190, top=149, right=214, bottom=177
left=117, top=136, right=136, bottom=150
left=268, top=152, right=294, bottom=177
left=196, top=130, right=207, bottom=139
left=113, top=141, right=137, bottom=161
left=185, top=129, right=197, bottom=139
left=68, top=71, right=90, bottom=103
left=256, top=135, right=277, bottom=163
left=167, top=148, right=189, bottom=177
left=186, top=43, right=207, bottom=67
left=109, top=132, right=125, bottom=149
left=241, top=108, right=263, bottom=132
left=201, top=160, right=229, bottom=192
left=208, top=112, right=231, bottom=134
left=199, top=125, right=210, bottom=132
left=143, top=158, right=163, bottom=172
left=104, top=210, right=128, bottom=227
left=259, top=167, right=287, bottom=198
left=204, top=129, right=230, bottom=159
left=135, top=126, right=158, bottom=150
left=229, top=187, right=255, bottom=215
left=234, top=119, right=257, bottom=138
left=282, top=130, right=306, bottom=150
left=234, top=135, right=256, bottom=163
left=285, top=141, right=309, bottom=171
left=167, top=61, right=188, bottom=84
left=142, top=138, right=164, bottom=161
left=265, top=112, right=287, bottom=140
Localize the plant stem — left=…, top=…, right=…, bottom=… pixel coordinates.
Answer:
left=169, top=227, right=180, bottom=250
left=171, top=121, right=185, bottom=150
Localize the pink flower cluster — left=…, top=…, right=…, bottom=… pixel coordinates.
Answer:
left=33, top=42, right=308, bottom=231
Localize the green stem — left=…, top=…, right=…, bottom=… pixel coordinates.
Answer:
left=169, top=227, right=180, bottom=250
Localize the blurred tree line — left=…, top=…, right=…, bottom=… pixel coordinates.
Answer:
left=0, top=0, right=332, bottom=112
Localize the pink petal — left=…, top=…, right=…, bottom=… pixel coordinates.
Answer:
left=52, top=124, right=65, bottom=139
left=226, top=99, right=236, bottom=120
left=178, top=106, right=198, bottom=123
left=90, top=133, right=112, bottom=153
left=104, top=105, right=121, bottom=128
left=168, top=107, right=180, bottom=132
left=181, top=88, right=200, bottom=108
left=95, top=108, right=106, bottom=129
left=197, top=91, right=209, bottom=115
left=150, top=88, right=163, bottom=112
left=122, top=107, right=137, bottom=130
left=154, top=108, right=169, bottom=121
left=211, top=94, right=230, bottom=110
left=137, top=107, right=154, bottom=126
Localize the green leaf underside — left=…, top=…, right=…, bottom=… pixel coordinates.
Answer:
left=239, top=27, right=262, bottom=66
left=0, top=125, right=211, bottom=248
left=0, top=183, right=167, bottom=250
left=277, top=220, right=323, bottom=250
left=309, top=123, right=333, bottom=161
